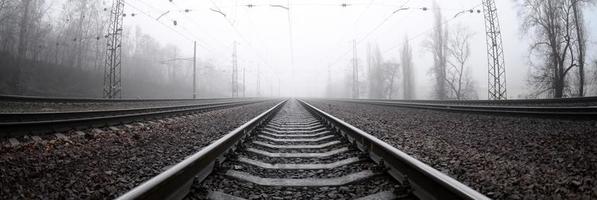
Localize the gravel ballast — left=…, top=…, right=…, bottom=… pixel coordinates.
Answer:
left=307, top=100, right=597, bottom=199
left=189, top=101, right=411, bottom=200
left=0, top=101, right=278, bottom=199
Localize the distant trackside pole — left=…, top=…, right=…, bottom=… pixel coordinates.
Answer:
left=193, top=41, right=197, bottom=99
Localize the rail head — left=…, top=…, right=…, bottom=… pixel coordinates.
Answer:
left=0, top=94, right=261, bottom=103
left=0, top=100, right=269, bottom=138
left=0, top=99, right=258, bottom=117
left=328, top=99, right=597, bottom=119
left=298, top=99, right=490, bottom=200
left=329, top=96, right=597, bottom=105
left=116, top=100, right=286, bottom=200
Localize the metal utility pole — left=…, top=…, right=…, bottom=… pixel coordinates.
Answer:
left=242, top=67, right=246, bottom=97
left=352, top=40, right=359, bottom=99
left=169, top=48, right=177, bottom=82
left=232, top=41, right=239, bottom=97
left=327, top=65, right=332, bottom=98
left=256, top=65, right=261, bottom=97
left=159, top=43, right=196, bottom=99
left=103, top=0, right=125, bottom=99
left=482, top=0, right=507, bottom=100
left=193, top=41, right=197, bottom=99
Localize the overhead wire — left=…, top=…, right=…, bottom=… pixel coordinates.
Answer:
left=324, top=0, right=412, bottom=69
left=325, top=2, right=482, bottom=69
left=126, top=0, right=482, bottom=79
left=208, top=0, right=280, bottom=78
left=123, top=1, right=195, bottom=42
left=379, top=3, right=483, bottom=56
left=128, top=0, right=213, bottom=49
left=124, top=0, right=229, bottom=60
left=322, top=0, right=379, bottom=66
left=162, top=0, right=233, bottom=57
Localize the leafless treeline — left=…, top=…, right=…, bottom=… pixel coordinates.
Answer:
left=426, top=2, right=478, bottom=100
left=0, top=0, right=229, bottom=98
left=342, top=0, right=596, bottom=100
left=520, top=0, right=594, bottom=98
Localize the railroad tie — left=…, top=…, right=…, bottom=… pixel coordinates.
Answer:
left=191, top=100, right=412, bottom=199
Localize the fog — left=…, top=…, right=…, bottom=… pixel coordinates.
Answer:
left=1, top=0, right=596, bottom=99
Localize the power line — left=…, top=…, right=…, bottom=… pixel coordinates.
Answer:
left=325, top=0, right=415, bottom=69
left=379, top=3, right=482, bottom=56
left=126, top=0, right=234, bottom=61
left=333, top=0, right=402, bottom=53
left=123, top=1, right=194, bottom=42
left=208, top=0, right=280, bottom=79
left=321, top=0, right=385, bottom=67
left=126, top=0, right=215, bottom=52
left=321, top=2, right=487, bottom=70
left=162, top=0, right=232, bottom=52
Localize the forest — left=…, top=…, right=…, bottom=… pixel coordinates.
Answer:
left=338, top=0, right=596, bottom=100
left=0, top=0, right=596, bottom=99
left=0, top=0, right=231, bottom=98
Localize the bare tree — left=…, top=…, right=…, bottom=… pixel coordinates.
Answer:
left=367, top=45, right=385, bottom=99
left=401, top=36, right=414, bottom=99
left=383, top=61, right=400, bottom=99
left=426, top=1, right=448, bottom=100
left=0, top=0, right=14, bottom=25
left=446, top=25, right=477, bottom=100
left=570, top=0, right=594, bottom=96
left=15, top=0, right=32, bottom=93
left=519, top=0, right=592, bottom=98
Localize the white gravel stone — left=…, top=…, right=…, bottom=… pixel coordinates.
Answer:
left=8, top=138, right=20, bottom=146
left=55, top=133, right=67, bottom=139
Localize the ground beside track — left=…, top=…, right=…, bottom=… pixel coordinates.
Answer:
left=0, top=101, right=277, bottom=199
left=308, top=100, right=597, bottom=200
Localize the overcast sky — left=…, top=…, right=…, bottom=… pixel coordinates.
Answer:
left=114, top=0, right=597, bottom=99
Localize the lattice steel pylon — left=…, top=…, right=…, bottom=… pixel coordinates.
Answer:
left=482, top=0, right=507, bottom=100
left=352, top=40, right=359, bottom=99
left=103, top=0, right=124, bottom=99
left=232, top=41, right=239, bottom=97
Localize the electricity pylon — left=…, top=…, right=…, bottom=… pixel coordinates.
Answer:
left=482, top=0, right=507, bottom=100
left=352, top=40, right=359, bottom=99
left=103, top=0, right=125, bottom=99
left=232, top=41, right=239, bottom=97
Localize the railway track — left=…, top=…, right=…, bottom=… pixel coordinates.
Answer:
left=0, top=94, right=236, bottom=103
left=0, top=99, right=268, bottom=138
left=118, top=100, right=488, bottom=200
left=336, top=96, right=597, bottom=106
left=326, top=99, right=597, bottom=119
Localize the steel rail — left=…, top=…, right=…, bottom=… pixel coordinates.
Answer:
left=0, top=100, right=269, bottom=137
left=116, top=100, right=286, bottom=200
left=0, top=94, right=253, bottom=103
left=298, top=99, right=490, bottom=200
left=325, top=99, right=597, bottom=119
left=0, top=100, right=256, bottom=122
left=338, top=96, right=597, bottom=106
